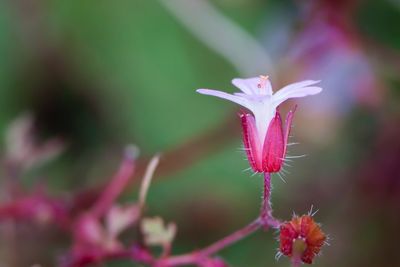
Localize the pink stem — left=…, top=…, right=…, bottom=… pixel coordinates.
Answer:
left=90, top=149, right=136, bottom=217
left=64, top=246, right=154, bottom=267
left=291, top=256, right=302, bottom=267
left=261, top=173, right=272, bottom=225
left=158, top=218, right=262, bottom=266
left=69, top=172, right=281, bottom=267
left=262, top=172, right=281, bottom=228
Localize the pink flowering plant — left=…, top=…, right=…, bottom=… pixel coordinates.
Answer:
left=0, top=76, right=327, bottom=267
left=198, top=76, right=321, bottom=173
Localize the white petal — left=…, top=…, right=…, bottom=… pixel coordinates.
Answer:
left=233, top=92, right=248, bottom=97
left=197, top=89, right=250, bottom=109
left=272, top=80, right=322, bottom=107
left=232, top=77, right=273, bottom=96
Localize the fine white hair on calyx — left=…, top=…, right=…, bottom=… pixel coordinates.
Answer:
left=276, top=172, right=287, bottom=183
left=275, top=251, right=283, bottom=261
left=285, top=154, right=308, bottom=159
left=308, top=204, right=319, bottom=217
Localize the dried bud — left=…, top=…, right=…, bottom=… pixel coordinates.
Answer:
left=74, top=213, right=122, bottom=252
left=5, top=113, right=64, bottom=171
left=105, top=204, right=140, bottom=238
left=74, top=214, right=106, bottom=247
left=141, top=217, right=176, bottom=247
left=279, top=215, right=326, bottom=264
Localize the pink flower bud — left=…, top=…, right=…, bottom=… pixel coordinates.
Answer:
left=241, top=107, right=296, bottom=173
left=197, top=76, right=321, bottom=174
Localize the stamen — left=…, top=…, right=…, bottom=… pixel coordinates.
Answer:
left=257, top=75, right=269, bottom=89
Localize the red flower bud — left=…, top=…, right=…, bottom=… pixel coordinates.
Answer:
left=279, top=215, right=326, bottom=264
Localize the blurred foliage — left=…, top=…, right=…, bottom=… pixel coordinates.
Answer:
left=0, top=0, right=400, bottom=267
left=357, top=0, right=400, bottom=49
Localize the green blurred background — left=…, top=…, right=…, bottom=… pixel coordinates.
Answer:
left=1, top=0, right=400, bottom=266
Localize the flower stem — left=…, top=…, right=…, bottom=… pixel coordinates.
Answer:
left=68, top=171, right=281, bottom=267
left=291, top=256, right=302, bottom=267
left=155, top=173, right=283, bottom=266
left=260, top=172, right=281, bottom=228
left=91, top=148, right=137, bottom=217
left=261, top=173, right=271, bottom=223
left=159, top=218, right=262, bottom=266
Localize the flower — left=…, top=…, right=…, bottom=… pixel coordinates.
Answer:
left=197, top=76, right=322, bottom=173
left=279, top=215, right=326, bottom=264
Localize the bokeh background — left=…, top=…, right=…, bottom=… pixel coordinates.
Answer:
left=0, top=0, right=400, bottom=266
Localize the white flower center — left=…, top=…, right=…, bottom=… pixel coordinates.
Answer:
left=249, top=97, right=275, bottom=146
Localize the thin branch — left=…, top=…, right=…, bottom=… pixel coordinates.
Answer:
left=139, top=154, right=160, bottom=211
left=260, top=173, right=281, bottom=228
left=261, top=172, right=272, bottom=222
left=291, top=256, right=302, bottom=267
left=157, top=218, right=262, bottom=266
left=90, top=146, right=138, bottom=217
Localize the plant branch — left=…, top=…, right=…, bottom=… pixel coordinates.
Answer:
left=139, top=154, right=160, bottom=211
left=260, top=172, right=281, bottom=228
left=291, top=256, right=302, bottom=267
left=90, top=147, right=138, bottom=218
left=157, top=218, right=263, bottom=266
left=70, top=169, right=283, bottom=267
left=261, top=172, right=272, bottom=222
